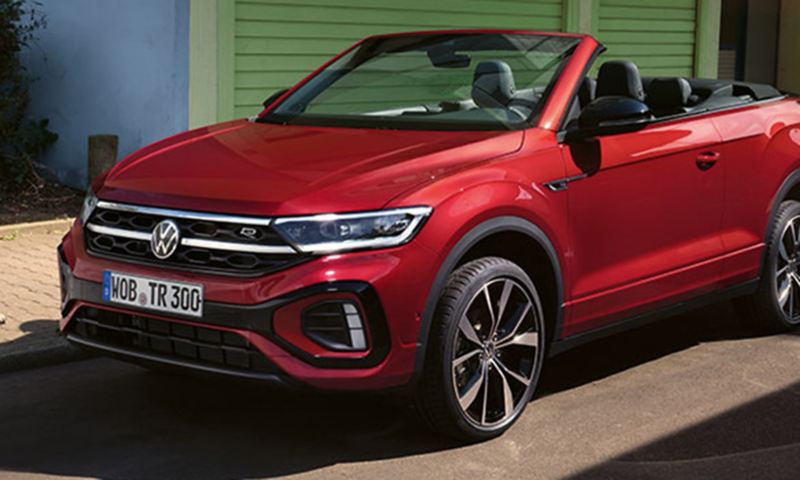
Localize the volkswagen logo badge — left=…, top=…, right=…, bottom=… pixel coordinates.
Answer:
left=151, top=220, right=180, bottom=260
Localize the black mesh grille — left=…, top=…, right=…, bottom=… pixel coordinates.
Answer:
left=69, top=307, right=279, bottom=374
left=85, top=206, right=304, bottom=276
left=302, top=303, right=354, bottom=348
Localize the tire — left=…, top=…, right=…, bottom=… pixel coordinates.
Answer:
left=415, top=257, right=546, bottom=441
left=735, top=200, right=800, bottom=332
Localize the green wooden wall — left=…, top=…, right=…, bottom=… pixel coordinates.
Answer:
left=193, top=0, right=720, bottom=124
left=597, top=0, right=697, bottom=77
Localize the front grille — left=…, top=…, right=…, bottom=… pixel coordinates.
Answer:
left=69, top=307, right=279, bottom=374
left=84, top=201, right=305, bottom=276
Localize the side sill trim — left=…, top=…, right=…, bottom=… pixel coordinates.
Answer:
left=548, top=278, right=759, bottom=357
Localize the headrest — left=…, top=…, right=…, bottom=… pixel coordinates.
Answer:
left=596, top=60, right=645, bottom=101
left=472, top=60, right=516, bottom=109
left=647, top=77, right=692, bottom=108
left=578, top=77, right=597, bottom=108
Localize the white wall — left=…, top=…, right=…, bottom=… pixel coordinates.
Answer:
left=22, top=0, right=190, bottom=188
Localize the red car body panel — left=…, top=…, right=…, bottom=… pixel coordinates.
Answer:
left=58, top=31, right=800, bottom=390
left=99, top=121, right=523, bottom=216
left=714, top=102, right=800, bottom=285
left=562, top=114, right=726, bottom=334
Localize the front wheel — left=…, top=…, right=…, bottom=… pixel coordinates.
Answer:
left=415, top=257, right=546, bottom=441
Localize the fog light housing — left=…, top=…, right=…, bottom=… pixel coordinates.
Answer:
left=301, top=301, right=367, bottom=351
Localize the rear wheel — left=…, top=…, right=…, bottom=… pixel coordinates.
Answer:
left=415, top=257, right=545, bottom=441
left=736, top=200, right=800, bottom=332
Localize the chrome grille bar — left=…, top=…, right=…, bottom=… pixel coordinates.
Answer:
left=86, top=223, right=151, bottom=241
left=96, top=200, right=275, bottom=226
left=180, top=237, right=295, bottom=254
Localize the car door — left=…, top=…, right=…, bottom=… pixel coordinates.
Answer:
left=560, top=116, right=726, bottom=336
left=709, top=102, right=796, bottom=287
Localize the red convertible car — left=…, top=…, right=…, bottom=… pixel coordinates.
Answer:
left=58, top=30, right=800, bottom=440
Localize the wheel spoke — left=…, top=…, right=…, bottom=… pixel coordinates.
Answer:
left=452, top=349, right=480, bottom=370
left=493, top=360, right=514, bottom=419
left=458, top=315, right=482, bottom=346
left=791, top=220, right=800, bottom=251
left=791, top=272, right=800, bottom=289
left=497, top=303, right=532, bottom=345
left=778, top=277, right=792, bottom=309
left=480, top=361, right=490, bottom=425
left=495, top=357, right=531, bottom=386
left=458, top=361, right=485, bottom=410
left=790, top=285, right=795, bottom=319
left=494, top=280, right=514, bottom=333
left=777, top=265, right=789, bottom=281
left=779, top=239, right=790, bottom=262
left=483, top=286, right=497, bottom=338
left=498, top=331, right=539, bottom=349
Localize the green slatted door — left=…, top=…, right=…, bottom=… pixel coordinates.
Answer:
left=597, top=0, right=697, bottom=77
left=230, top=0, right=565, bottom=119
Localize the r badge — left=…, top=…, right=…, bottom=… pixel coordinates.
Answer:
left=239, top=226, right=258, bottom=239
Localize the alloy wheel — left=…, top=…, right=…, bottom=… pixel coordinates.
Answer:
left=450, top=278, right=542, bottom=428
left=776, top=215, right=800, bottom=324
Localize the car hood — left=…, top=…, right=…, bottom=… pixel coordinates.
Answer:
left=99, top=120, right=524, bottom=216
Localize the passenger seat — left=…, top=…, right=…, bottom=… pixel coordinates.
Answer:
left=646, top=77, right=692, bottom=116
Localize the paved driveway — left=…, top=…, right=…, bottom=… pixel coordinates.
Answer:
left=0, top=224, right=74, bottom=369
left=1, top=302, right=799, bottom=480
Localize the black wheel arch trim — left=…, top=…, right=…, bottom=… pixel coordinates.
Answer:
left=410, top=215, right=564, bottom=388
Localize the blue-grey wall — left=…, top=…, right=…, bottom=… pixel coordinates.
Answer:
left=22, top=0, right=190, bottom=188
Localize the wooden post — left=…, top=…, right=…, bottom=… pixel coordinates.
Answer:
left=695, top=0, right=722, bottom=79
left=778, top=0, right=800, bottom=94
left=88, top=134, right=118, bottom=183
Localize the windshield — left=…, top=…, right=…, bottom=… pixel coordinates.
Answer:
left=259, top=33, right=580, bottom=131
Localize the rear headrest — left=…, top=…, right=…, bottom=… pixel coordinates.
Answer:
left=472, top=60, right=516, bottom=109
left=578, top=77, right=597, bottom=108
left=647, top=77, right=692, bottom=109
left=596, top=60, right=645, bottom=101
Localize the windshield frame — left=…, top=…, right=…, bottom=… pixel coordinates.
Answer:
left=256, top=31, right=583, bottom=132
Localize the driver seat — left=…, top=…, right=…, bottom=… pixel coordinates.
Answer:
left=596, top=60, right=646, bottom=101
left=472, top=60, right=534, bottom=119
left=471, top=60, right=516, bottom=109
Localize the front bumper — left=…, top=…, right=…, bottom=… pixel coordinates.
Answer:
left=59, top=221, right=438, bottom=390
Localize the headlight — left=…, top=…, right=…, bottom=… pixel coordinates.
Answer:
left=79, top=190, right=98, bottom=226
left=272, top=206, right=432, bottom=254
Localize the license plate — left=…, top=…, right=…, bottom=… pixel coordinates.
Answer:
left=102, top=271, right=203, bottom=318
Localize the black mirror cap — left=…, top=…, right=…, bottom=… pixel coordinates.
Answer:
left=579, top=96, right=652, bottom=129
left=263, top=88, right=290, bottom=109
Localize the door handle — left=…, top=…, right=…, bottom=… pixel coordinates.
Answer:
left=696, top=151, right=720, bottom=171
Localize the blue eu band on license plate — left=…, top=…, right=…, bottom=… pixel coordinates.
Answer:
left=101, top=271, right=112, bottom=302
left=102, top=270, right=204, bottom=318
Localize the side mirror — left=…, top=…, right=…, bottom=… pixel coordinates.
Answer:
left=263, top=88, right=289, bottom=109
left=567, top=96, right=652, bottom=140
